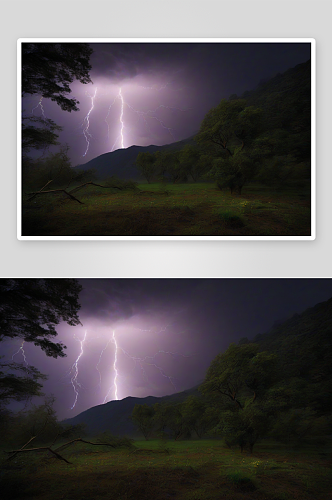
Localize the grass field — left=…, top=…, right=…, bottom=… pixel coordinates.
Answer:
left=1, top=438, right=331, bottom=500
left=21, top=182, right=311, bottom=237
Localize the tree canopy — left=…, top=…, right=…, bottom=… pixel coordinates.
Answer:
left=0, top=279, right=82, bottom=410
left=22, top=43, right=93, bottom=112
left=0, top=279, right=82, bottom=358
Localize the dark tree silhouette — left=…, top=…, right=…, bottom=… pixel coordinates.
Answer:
left=22, top=43, right=93, bottom=112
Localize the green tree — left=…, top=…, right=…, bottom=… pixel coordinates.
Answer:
left=163, top=151, right=185, bottom=183
left=199, top=343, right=278, bottom=453
left=178, top=145, right=207, bottom=182
left=0, top=279, right=82, bottom=409
left=196, top=99, right=263, bottom=193
left=130, top=404, right=155, bottom=440
left=22, top=43, right=93, bottom=112
left=22, top=43, right=93, bottom=161
left=23, top=145, right=96, bottom=191
left=0, top=359, right=46, bottom=410
left=22, top=116, right=62, bottom=158
left=152, top=402, right=190, bottom=440
left=8, top=396, right=60, bottom=446
left=181, top=395, right=218, bottom=438
left=0, top=279, right=82, bottom=357
left=136, top=152, right=157, bottom=183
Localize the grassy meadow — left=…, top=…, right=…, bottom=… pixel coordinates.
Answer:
left=21, top=181, right=311, bottom=237
left=1, top=438, right=331, bottom=500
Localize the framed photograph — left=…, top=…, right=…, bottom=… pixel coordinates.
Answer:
left=18, top=38, right=315, bottom=240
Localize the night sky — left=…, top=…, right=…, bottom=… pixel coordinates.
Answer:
left=22, top=41, right=311, bottom=167
left=3, top=279, right=332, bottom=421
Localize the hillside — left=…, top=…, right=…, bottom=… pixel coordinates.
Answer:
left=61, top=383, right=201, bottom=437
left=240, top=59, right=311, bottom=160
left=252, top=296, right=332, bottom=379
left=74, top=136, right=196, bottom=181
left=249, top=296, right=332, bottom=415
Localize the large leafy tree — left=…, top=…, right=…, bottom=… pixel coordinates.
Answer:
left=180, top=395, right=218, bottom=438
left=130, top=403, right=155, bottom=440
left=21, top=43, right=93, bottom=160
left=199, top=343, right=279, bottom=453
left=0, top=279, right=82, bottom=357
left=22, top=43, right=93, bottom=112
left=135, top=152, right=157, bottom=183
left=0, top=279, right=82, bottom=409
left=196, top=99, right=263, bottom=193
left=22, top=116, right=62, bottom=157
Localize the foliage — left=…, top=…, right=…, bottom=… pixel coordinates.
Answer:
left=178, top=145, right=208, bottom=182
left=0, top=279, right=82, bottom=357
left=21, top=43, right=93, bottom=167
left=6, top=396, right=60, bottom=446
left=195, top=99, right=262, bottom=156
left=242, top=60, right=311, bottom=162
left=130, top=404, right=155, bottom=440
left=195, top=99, right=263, bottom=193
left=157, top=403, right=190, bottom=440
left=199, top=343, right=279, bottom=452
left=0, top=279, right=82, bottom=409
left=22, top=43, right=93, bottom=112
left=22, top=116, right=62, bottom=158
left=256, top=154, right=298, bottom=188
left=0, top=359, right=46, bottom=410
left=180, top=395, right=219, bottom=438
left=23, top=145, right=96, bottom=191
left=135, top=152, right=157, bottom=183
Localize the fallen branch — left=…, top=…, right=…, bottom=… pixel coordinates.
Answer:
left=68, top=181, right=124, bottom=195
left=26, top=181, right=128, bottom=204
left=6, top=445, right=72, bottom=464
left=7, top=435, right=37, bottom=461
left=5, top=437, right=119, bottom=465
left=26, top=180, right=53, bottom=202
left=54, top=437, right=116, bottom=453
left=26, top=188, right=84, bottom=204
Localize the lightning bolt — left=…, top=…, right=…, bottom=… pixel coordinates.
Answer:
left=31, top=96, right=46, bottom=120
left=102, top=331, right=119, bottom=403
left=105, top=86, right=190, bottom=152
left=119, top=88, right=125, bottom=149
left=82, top=88, right=97, bottom=157
left=112, top=330, right=119, bottom=400
left=69, top=330, right=88, bottom=409
left=102, top=327, right=193, bottom=404
left=11, top=341, right=28, bottom=366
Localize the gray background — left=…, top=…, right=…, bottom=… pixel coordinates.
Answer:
left=2, top=0, right=330, bottom=278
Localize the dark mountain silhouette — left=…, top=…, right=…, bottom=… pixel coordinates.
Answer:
left=252, top=295, right=332, bottom=383
left=240, top=59, right=311, bottom=160
left=61, top=383, right=202, bottom=437
left=74, top=136, right=196, bottom=181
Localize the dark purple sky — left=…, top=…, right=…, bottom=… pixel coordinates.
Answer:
left=22, top=41, right=311, bottom=167
left=2, top=278, right=332, bottom=421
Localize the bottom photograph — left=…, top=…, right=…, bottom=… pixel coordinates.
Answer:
left=0, top=278, right=331, bottom=500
